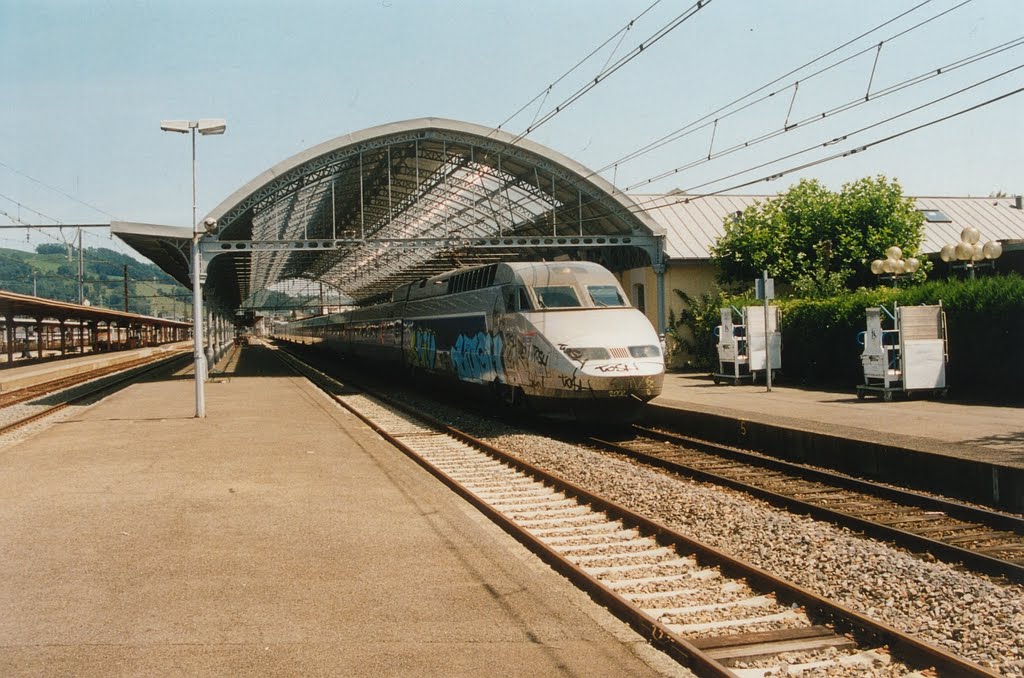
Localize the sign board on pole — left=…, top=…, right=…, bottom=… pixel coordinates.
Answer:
left=759, top=271, right=774, bottom=391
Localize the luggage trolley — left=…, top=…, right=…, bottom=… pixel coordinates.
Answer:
left=713, top=305, right=781, bottom=385
left=857, top=302, right=948, bottom=401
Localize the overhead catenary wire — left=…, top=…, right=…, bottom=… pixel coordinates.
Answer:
left=618, top=85, right=1024, bottom=216
left=597, top=0, right=964, bottom=174
left=415, top=41, right=1024, bottom=240
left=474, top=55, right=1023, bottom=230
left=0, top=190, right=145, bottom=267
left=506, top=0, right=717, bottom=146
left=0, top=160, right=119, bottom=220
left=621, top=40, right=1024, bottom=191
left=493, top=0, right=667, bottom=134
left=437, top=0, right=1001, bottom=242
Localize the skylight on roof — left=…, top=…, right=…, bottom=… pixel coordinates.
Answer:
left=918, top=209, right=951, bottom=223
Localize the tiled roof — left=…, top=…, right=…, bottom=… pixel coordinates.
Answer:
left=631, top=193, right=1024, bottom=261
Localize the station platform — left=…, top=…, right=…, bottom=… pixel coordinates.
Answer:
left=0, top=341, right=190, bottom=393
left=648, top=373, right=1024, bottom=512
left=0, top=344, right=683, bottom=677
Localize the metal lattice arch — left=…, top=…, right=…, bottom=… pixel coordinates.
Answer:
left=199, top=117, right=665, bottom=312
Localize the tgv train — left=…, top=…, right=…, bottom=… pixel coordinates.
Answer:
left=276, top=261, right=665, bottom=420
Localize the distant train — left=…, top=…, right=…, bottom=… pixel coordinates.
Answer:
left=276, top=261, right=665, bottom=420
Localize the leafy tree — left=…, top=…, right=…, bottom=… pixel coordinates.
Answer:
left=710, top=176, right=925, bottom=294
left=665, top=289, right=726, bottom=370
left=35, top=243, right=67, bottom=256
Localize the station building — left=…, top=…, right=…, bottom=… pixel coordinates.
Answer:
left=627, top=193, right=1024, bottom=364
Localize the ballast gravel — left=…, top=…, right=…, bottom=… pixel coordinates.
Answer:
left=416, top=401, right=1024, bottom=677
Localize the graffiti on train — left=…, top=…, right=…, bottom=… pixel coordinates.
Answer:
left=559, top=372, right=592, bottom=392
left=409, top=327, right=437, bottom=369
left=594, top=362, right=637, bottom=373
left=451, top=332, right=506, bottom=382
left=496, top=329, right=535, bottom=375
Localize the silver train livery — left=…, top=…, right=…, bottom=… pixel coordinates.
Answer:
left=276, top=261, right=665, bottom=419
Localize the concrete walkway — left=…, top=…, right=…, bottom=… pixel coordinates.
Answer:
left=0, top=345, right=685, bottom=677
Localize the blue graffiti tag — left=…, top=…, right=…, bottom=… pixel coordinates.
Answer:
left=451, top=332, right=506, bottom=383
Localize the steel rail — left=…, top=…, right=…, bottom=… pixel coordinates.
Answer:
left=0, top=352, right=185, bottom=409
left=587, top=426, right=1024, bottom=583
left=275, top=345, right=999, bottom=678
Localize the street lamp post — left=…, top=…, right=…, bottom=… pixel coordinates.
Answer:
left=160, top=118, right=226, bottom=418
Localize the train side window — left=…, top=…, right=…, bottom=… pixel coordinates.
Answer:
left=517, top=287, right=533, bottom=311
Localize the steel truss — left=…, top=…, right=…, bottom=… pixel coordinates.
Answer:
left=200, top=121, right=662, bottom=310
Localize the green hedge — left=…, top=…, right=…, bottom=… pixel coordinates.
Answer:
left=697, top=275, right=1024, bottom=402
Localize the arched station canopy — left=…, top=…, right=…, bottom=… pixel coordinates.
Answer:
left=117, top=118, right=665, bottom=313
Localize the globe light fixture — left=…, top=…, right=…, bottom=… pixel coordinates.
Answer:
left=871, top=246, right=920, bottom=286
left=939, top=227, right=1002, bottom=279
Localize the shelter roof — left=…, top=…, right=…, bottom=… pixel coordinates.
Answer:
left=116, top=118, right=664, bottom=313
left=0, top=289, right=190, bottom=328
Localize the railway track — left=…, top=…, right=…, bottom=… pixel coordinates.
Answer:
left=276, top=345, right=997, bottom=678
left=586, top=426, right=1024, bottom=584
left=0, top=350, right=190, bottom=436
left=0, top=352, right=186, bottom=408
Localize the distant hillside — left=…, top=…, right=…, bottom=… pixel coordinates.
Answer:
left=0, top=244, right=189, bottom=319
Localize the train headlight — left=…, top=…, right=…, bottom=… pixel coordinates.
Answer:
left=628, top=345, right=661, bottom=358
left=565, top=347, right=611, bottom=361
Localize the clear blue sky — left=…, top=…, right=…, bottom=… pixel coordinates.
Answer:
left=1, top=0, right=1021, bottom=260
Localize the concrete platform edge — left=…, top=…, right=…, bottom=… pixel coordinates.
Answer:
left=641, top=404, right=1023, bottom=512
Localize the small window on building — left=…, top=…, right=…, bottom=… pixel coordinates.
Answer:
left=918, top=209, right=951, bottom=223
left=632, top=283, right=646, bottom=314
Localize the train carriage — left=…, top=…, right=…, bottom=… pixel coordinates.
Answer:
left=278, top=261, right=665, bottom=420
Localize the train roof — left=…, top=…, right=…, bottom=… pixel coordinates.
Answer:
left=396, top=261, right=617, bottom=302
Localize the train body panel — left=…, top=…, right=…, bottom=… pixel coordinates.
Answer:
left=276, top=261, right=665, bottom=420
left=498, top=308, right=663, bottom=402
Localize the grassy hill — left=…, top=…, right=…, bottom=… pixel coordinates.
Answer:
left=0, top=244, right=187, bottom=319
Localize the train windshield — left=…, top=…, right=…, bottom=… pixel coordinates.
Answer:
left=587, top=285, right=627, bottom=307
left=534, top=285, right=582, bottom=308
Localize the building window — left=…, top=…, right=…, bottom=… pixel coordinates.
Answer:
left=918, top=209, right=951, bottom=223
left=632, top=283, right=646, bottom=314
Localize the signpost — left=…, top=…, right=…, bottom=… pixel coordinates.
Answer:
left=755, top=270, right=774, bottom=392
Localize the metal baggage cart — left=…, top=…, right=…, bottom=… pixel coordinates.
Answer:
left=857, top=302, right=948, bottom=401
left=713, top=305, right=781, bottom=385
